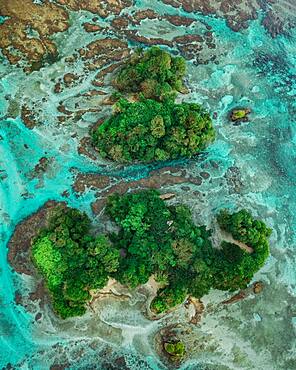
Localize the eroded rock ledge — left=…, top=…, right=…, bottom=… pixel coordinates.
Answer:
left=71, top=165, right=207, bottom=215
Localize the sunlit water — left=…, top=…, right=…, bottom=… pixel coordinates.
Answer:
left=0, top=1, right=295, bottom=369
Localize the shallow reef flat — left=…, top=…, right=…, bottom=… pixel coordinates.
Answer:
left=0, top=0, right=295, bottom=369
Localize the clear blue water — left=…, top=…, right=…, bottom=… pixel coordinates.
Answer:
left=0, top=1, right=295, bottom=369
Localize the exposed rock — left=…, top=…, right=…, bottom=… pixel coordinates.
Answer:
left=0, top=0, right=69, bottom=68
left=181, top=186, right=190, bottom=191
left=73, top=173, right=111, bottom=194
left=50, top=364, right=69, bottom=370
left=159, top=193, right=176, bottom=200
left=93, top=62, right=124, bottom=87
left=172, top=32, right=217, bottom=65
left=83, top=22, right=102, bottom=33
left=79, top=38, right=130, bottom=73
left=186, top=297, right=204, bottom=324
left=35, top=312, right=42, bottom=321
left=131, top=9, right=159, bottom=24
left=114, top=356, right=129, bottom=370
left=56, top=0, right=133, bottom=18
left=173, top=34, right=203, bottom=44
left=61, top=190, right=70, bottom=198
left=91, top=168, right=205, bottom=215
left=21, top=105, right=38, bottom=129
left=163, top=14, right=195, bottom=26
left=123, top=30, right=173, bottom=47
left=200, top=171, right=210, bottom=179
left=27, top=157, right=53, bottom=180
left=29, top=281, right=46, bottom=305
left=80, top=38, right=129, bottom=60
left=189, top=176, right=203, bottom=186
left=78, top=137, right=98, bottom=161
left=161, top=0, right=259, bottom=32
left=111, top=16, right=129, bottom=30
left=57, top=104, right=72, bottom=115
left=15, top=291, right=23, bottom=305
left=63, top=73, right=78, bottom=87
left=54, top=83, right=63, bottom=94
left=222, top=291, right=246, bottom=304
left=253, top=281, right=264, bottom=294
left=80, top=90, right=107, bottom=97
left=161, top=0, right=181, bottom=8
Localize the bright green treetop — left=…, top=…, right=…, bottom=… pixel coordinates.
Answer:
left=92, top=98, right=215, bottom=163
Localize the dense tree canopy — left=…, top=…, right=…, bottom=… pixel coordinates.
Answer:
left=106, top=191, right=271, bottom=314
left=31, top=193, right=271, bottom=318
left=213, top=209, right=272, bottom=291
left=91, top=46, right=215, bottom=163
left=92, top=98, right=215, bottom=163
left=113, top=47, right=186, bottom=101
left=31, top=207, right=119, bottom=319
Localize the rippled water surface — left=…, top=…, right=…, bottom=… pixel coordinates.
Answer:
left=0, top=1, right=295, bottom=369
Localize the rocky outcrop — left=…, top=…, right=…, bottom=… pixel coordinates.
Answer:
left=221, top=281, right=264, bottom=304
left=73, top=173, right=111, bottom=194
left=56, top=0, right=133, bottom=18
left=0, top=0, right=69, bottom=69
left=21, top=105, right=38, bottom=129
left=88, top=167, right=204, bottom=215
left=229, top=108, right=251, bottom=123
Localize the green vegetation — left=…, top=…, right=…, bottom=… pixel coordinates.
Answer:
left=92, top=98, right=214, bottom=163
left=31, top=192, right=271, bottom=318
left=106, top=191, right=271, bottom=314
left=31, top=207, right=119, bottom=319
left=113, top=47, right=186, bottom=101
left=164, top=341, right=186, bottom=361
left=230, top=108, right=251, bottom=122
left=92, top=47, right=215, bottom=163
left=214, top=209, right=271, bottom=291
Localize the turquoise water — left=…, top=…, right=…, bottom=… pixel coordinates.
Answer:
left=0, top=1, right=295, bottom=369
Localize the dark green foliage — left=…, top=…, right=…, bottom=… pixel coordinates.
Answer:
left=217, top=209, right=272, bottom=246
left=214, top=209, right=272, bottom=291
left=92, top=97, right=215, bottom=163
left=221, top=241, right=247, bottom=263
left=92, top=46, right=215, bottom=163
left=106, top=191, right=271, bottom=313
left=31, top=206, right=119, bottom=319
left=164, top=341, right=186, bottom=361
left=106, top=190, right=176, bottom=287
left=150, top=286, right=187, bottom=314
left=31, top=194, right=271, bottom=319
left=114, top=47, right=186, bottom=101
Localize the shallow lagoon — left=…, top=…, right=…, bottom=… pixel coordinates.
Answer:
left=0, top=1, right=295, bottom=369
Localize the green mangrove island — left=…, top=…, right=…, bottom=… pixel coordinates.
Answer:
left=92, top=47, right=215, bottom=163
left=31, top=190, right=271, bottom=319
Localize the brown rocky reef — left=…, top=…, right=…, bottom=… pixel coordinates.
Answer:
left=161, top=0, right=295, bottom=37
left=71, top=165, right=207, bottom=215
left=55, top=0, right=133, bottom=18
left=0, top=0, right=69, bottom=69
